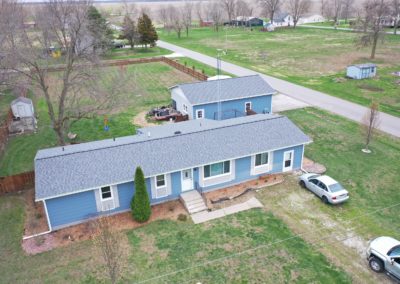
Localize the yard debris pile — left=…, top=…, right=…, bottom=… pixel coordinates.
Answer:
left=147, top=106, right=187, bottom=122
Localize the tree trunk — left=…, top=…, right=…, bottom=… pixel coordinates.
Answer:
left=394, top=18, right=399, bottom=35
left=293, top=19, right=298, bottom=28
left=177, top=30, right=181, bottom=38
left=270, top=11, right=274, bottom=24
left=370, top=33, right=378, bottom=59
left=186, top=27, right=189, bottom=37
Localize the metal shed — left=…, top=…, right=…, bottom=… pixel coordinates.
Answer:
left=346, top=63, right=377, bottom=79
left=11, top=97, right=35, bottom=118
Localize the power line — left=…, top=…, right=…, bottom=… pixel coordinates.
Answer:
left=133, top=200, right=400, bottom=284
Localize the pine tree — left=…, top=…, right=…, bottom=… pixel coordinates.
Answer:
left=121, top=15, right=137, bottom=50
left=137, top=13, right=158, bottom=48
left=131, top=167, right=151, bottom=222
left=87, top=6, right=113, bottom=51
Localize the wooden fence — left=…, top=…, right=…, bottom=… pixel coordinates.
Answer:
left=0, top=171, right=34, bottom=195
left=46, top=56, right=209, bottom=81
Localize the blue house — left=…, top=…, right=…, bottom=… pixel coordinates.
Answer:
left=35, top=114, right=311, bottom=231
left=170, top=75, right=276, bottom=120
left=346, top=63, right=377, bottom=79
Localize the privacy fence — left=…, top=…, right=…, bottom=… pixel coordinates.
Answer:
left=0, top=171, right=34, bottom=195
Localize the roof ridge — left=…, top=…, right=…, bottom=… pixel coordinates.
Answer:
left=175, top=74, right=260, bottom=88
left=36, top=115, right=284, bottom=161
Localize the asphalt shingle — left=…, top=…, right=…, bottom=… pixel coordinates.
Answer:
left=35, top=114, right=311, bottom=200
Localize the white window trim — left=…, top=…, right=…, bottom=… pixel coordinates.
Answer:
left=282, top=150, right=294, bottom=172
left=254, top=152, right=270, bottom=168
left=182, top=103, right=188, bottom=114
left=203, top=161, right=231, bottom=180
left=100, top=186, right=113, bottom=201
left=155, top=174, right=167, bottom=189
left=245, top=101, right=252, bottom=112
left=196, top=109, right=205, bottom=119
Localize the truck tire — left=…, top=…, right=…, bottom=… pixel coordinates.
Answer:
left=369, top=256, right=384, bottom=273
left=322, top=196, right=329, bottom=204
left=299, top=180, right=306, bottom=188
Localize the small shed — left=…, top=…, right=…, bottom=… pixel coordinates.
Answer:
left=11, top=97, right=35, bottom=118
left=346, top=63, right=377, bottom=79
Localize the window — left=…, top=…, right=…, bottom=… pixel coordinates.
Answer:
left=196, top=109, right=204, bottom=119
left=204, top=161, right=230, bottom=178
left=101, top=186, right=112, bottom=200
left=245, top=102, right=252, bottom=112
left=255, top=152, right=269, bottom=167
left=182, top=104, right=188, bottom=113
left=156, top=174, right=166, bottom=188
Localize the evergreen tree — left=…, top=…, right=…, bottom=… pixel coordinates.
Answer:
left=137, top=13, right=158, bottom=47
left=121, top=15, right=137, bottom=50
left=87, top=6, right=113, bottom=51
left=131, top=167, right=151, bottom=222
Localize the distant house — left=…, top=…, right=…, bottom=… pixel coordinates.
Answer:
left=346, top=63, right=377, bottom=79
left=298, top=14, right=325, bottom=25
left=380, top=16, right=400, bottom=28
left=273, top=12, right=293, bottom=26
left=170, top=75, right=276, bottom=120
left=226, top=16, right=264, bottom=27
left=35, top=114, right=311, bottom=230
left=200, top=20, right=214, bottom=27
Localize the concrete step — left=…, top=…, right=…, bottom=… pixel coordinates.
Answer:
left=180, top=190, right=203, bottom=202
left=185, top=199, right=205, bottom=208
left=180, top=190, right=208, bottom=214
left=189, top=205, right=208, bottom=214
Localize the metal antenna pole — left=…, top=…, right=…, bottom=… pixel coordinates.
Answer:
left=217, top=49, right=222, bottom=121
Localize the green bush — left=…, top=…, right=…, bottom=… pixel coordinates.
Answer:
left=131, top=167, right=151, bottom=222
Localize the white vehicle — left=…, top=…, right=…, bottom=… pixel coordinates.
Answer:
left=299, top=173, right=349, bottom=204
left=366, top=236, right=400, bottom=281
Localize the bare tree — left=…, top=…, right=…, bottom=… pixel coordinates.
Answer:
left=341, top=0, right=354, bottom=23
left=357, top=0, right=390, bottom=59
left=332, top=0, right=343, bottom=24
left=362, top=101, right=380, bottom=152
left=195, top=0, right=204, bottom=23
left=121, top=15, right=137, bottom=49
left=393, top=0, right=400, bottom=34
left=320, top=0, right=328, bottom=17
left=167, top=5, right=184, bottom=38
left=222, top=0, right=237, bottom=22
left=0, top=0, right=121, bottom=145
left=236, top=0, right=254, bottom=18
left=92, top=216, right=124, bottom=284
left=287, top=0, right=312, bottom=28
left=207, top=0, right=225, bottom=31
left=158, top=6, right=169, bottom=29
left=181, top=0, right=193, bottom=37
left=259, top=0, right=281, bottom=24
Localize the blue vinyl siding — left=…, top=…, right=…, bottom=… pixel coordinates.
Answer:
left=192, top=95, right=272, bottom=120
left=45, top=144, right=305, bottom=230
left=46, top=190, right=98, bottom=229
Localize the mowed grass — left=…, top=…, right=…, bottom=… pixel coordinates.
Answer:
left=0, top=91, right=14, bottom=122
left=285, top=107, right=400, bottom=238
left=103, top=46, right=171, bottom=60
left=159, top=27, right=400, bottom=116
left=0, top=62, right=196, bottom=176
left=0, top=194, right=350, bottom=283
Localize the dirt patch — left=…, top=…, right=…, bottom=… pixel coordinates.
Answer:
left=23, top=189, right=49, bottom=236
left=22, top=200, right=187, bottom=255
left=302, top=157, right=327, bottom=174
left=131, top=111, right=158, bottom=128
left=357, top=83, right=384, bottom=92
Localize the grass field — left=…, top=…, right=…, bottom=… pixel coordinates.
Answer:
left=0, top=62, right=196, bottom=176
left=2, top=106, right=400, bottom=282
left=159, top=27, right=400, bottom=116
left=0, top=91, right=14, bottom=123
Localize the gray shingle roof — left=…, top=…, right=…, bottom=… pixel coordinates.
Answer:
left=35, top=114, right=311, bottom=200
left=11, top=97, right=32, bottom=105
left=171, top=75, right=276, bottom=105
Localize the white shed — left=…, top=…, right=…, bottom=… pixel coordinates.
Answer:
left=11, top=97, right=35, bottom=118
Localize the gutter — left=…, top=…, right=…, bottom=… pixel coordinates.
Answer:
left=22, top=230, right=51, bottom=240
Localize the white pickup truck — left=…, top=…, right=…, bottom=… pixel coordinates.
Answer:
left=366, top=236, right=400, bottom=281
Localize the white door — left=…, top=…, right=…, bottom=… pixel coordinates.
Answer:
left=181, top=169, right=193, bottom=192
left=282, top=150, right=294, bottom=172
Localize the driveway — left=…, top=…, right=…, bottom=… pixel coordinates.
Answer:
left=158, top=40, right=400, bottom=138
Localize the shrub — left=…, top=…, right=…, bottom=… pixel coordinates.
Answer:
left=131, top=167, right=151, bottom=222
left=177, top=214, right=187, bottom=222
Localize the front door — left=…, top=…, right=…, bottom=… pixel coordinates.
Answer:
left=181, top=169, right=193, bottom=192
left=283, top=150, right=294, bottom=172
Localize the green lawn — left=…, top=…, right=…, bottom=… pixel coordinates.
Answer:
left=103, top=46, right=171, bottom=60
left=159, top=27, right=400, bottom=116
left=285, top=107, right=400, bottom=238
left=0, top=194, right=350, bottom=283
left=0, top=91, right=14, bottom=123
left=0, top=62, right=196, bottom=176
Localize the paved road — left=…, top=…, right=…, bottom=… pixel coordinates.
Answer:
left=158, top=40, right=400, bottom=138
left=299, top=24, right=400, bottom=35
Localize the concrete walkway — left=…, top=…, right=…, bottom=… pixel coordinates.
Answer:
left=191, top=197, right=263, bottom=224
left=158, top=40, right=400, bottom=138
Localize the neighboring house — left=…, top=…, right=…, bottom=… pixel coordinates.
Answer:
left=35, top=114, right=312, bottom=231
left=346, top=63, right=377, bottom=79
left=273, top=12, right=293, bottom=26
left=298, top=14, right=325, bottom=25
left=380, top=16, right=400, bottom=28
left=171, top=75, right=276, bottom=120
left=226, top=16, right=264, bottom=27
left=200, top=20, right=214, bottom=27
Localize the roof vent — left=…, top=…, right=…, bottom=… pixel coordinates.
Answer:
left=174, top=131, right=181, bottom=135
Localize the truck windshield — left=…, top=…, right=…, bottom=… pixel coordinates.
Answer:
left=389, top=246, right=400, bottom=257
